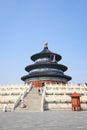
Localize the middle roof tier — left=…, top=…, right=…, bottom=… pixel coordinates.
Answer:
left=25, top=63, right=67, bottom=72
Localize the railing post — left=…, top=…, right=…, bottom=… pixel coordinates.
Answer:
left=41, top=83, right=46, bottom=111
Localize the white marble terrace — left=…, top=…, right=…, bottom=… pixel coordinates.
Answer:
left=0, top=83, right=87, bottom=111
left=0, top=84, right=31, bottom=111
left=42, top=83, right=87, bottom=111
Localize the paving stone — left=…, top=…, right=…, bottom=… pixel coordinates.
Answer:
left=0, top=111, right=87, bottom=130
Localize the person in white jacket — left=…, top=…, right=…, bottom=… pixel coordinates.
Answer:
left=3, top=103, right=8, bottom=112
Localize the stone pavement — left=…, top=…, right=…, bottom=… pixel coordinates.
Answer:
left=0, top=111, right=87, bottom=130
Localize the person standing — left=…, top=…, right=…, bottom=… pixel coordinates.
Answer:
left=3, top=103, right=8, bottom=112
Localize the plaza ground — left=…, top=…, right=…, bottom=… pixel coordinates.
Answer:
left=0, top=111, right=87, bottom=130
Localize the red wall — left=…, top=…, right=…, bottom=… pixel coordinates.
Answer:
left=26, top=80, right=65, bottom=87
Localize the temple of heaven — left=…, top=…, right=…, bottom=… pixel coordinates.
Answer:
left=21, top=42, right=72, bottom=87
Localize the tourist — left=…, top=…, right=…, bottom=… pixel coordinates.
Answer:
left=3, top=103, right=8, bottom=112
left=20, top=100, right=26, bottom=108
left=38, top=88, right=41, bottom=95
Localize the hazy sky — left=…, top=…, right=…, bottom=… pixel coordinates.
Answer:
left=0, top=0, right=87, bottom=84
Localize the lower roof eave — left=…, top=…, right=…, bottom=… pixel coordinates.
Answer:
left=21, top=74, right=72, bottom=82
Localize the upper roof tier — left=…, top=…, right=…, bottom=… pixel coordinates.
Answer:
left=31, top=42, right=62, bottom=62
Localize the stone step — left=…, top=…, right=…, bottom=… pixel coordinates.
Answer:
left=15, top=87, right=42, bottom=112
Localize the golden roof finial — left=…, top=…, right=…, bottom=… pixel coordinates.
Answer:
left=44, top=42, right=48, bottom=48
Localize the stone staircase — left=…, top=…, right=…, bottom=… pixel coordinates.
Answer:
left=15, top=87, right=42, bottom=112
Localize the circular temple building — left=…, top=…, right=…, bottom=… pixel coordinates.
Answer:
left=21, top=42, right=72, bottom=87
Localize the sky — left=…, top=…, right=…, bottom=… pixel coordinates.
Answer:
left=0, top=0, right=87, bottom=84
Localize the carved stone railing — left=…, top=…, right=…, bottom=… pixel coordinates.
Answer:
left=41, top=83, right=47, bottom=111
left=13, top=84, right=32, bottom=111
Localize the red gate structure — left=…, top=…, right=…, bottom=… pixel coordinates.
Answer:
left=71, top=92, right=81, bottom=111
